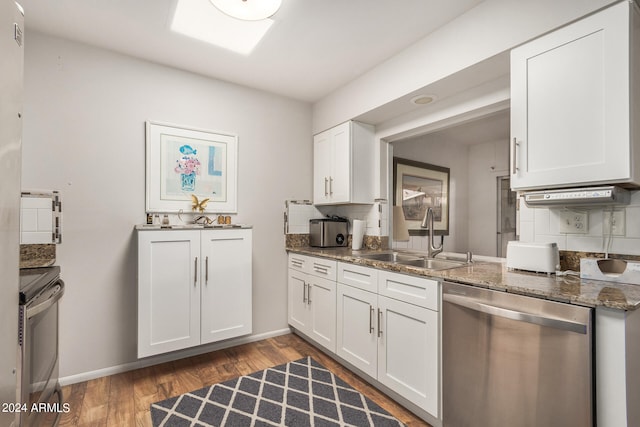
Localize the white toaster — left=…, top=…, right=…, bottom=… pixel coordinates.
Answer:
left=506, top=242, right=560, bottom=274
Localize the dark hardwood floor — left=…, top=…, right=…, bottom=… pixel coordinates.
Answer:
left=56, top=333, right=432, bottom=426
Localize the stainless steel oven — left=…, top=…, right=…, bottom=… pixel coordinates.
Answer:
left=18, top=266, right=65, bottom=427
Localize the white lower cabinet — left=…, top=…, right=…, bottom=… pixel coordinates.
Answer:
left=287, top=254, right=337, bottom=352
left=288, top=255, right=441, bottom=419
left=334, top=261, right=439, bottom=418
left=336, top=284, right=378, bottom=377
left=138, top=229, right=252, bottom=358
left=377, top=295, right=439, bottom=417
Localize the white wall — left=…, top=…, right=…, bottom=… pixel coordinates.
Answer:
left=22, top=32, right=312, bottom=379
left=313, top=0, right=615, bottom=132
left=467, top=139, right=510, bottom=256
left=391, top=137, right=469, bottom=253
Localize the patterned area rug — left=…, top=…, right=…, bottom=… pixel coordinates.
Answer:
left=150, top=356, right=405, bottom=426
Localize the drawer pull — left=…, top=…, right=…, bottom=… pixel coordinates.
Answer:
left=303, top=283, right=307, bottom=303
left=377, top=309, right=383, bottom=338
left=369, top=305, right=374, bottom=334
left=194, top=257, right=198, bottom=286
left=313, top=265, right=329, bottom=274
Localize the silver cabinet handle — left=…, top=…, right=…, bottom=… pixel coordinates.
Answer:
left=443, top=293, right=588, bottom=334
left=194, top=257, right=198, bottom=286
left=377, top=309, right=383, bottom=338
left=313, top=265, right=329, bottom=275
left=307, top=285, right=312, bottom=305
left=369, top=305, right=374, bottom=334
left=291, top=259, right=304, bottom=268
left=205, top=256, right=209, bottom=284
left=511, top=137, right=519, bottom=174
left=324, top=177, right=328, bottom=196
left=303, top=283, right=307, bottom=303
left=329, top=177, right=333, bottom=195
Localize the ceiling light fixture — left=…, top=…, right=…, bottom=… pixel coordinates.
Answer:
left=172, top=0, right=274, bottom=55
left=210, top=0, right=282, bottom=21
left=410, top=94, right=437, bottom=105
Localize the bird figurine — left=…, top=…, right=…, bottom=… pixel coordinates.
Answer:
left=191, top=194, right=210, bottom=213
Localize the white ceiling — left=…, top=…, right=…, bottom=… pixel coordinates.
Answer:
left=19, top=0, right=484, bottom=103
left=396, top=109, right=510, bottom=146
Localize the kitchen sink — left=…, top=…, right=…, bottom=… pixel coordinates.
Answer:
left=355, top=251, right=424, bottom=263
left=355, top=251, right=470, bottom=271
left=398, top=258, right=469, bottom=271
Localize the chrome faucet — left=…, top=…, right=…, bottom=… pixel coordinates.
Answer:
left=420, top=207, right=444, bottom=258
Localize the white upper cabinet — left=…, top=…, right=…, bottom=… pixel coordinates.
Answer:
left=510, top=1, right=640, bottom=190
left=313, top=121, right=375, bottom=205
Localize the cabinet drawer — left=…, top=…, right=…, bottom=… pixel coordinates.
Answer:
left=288, top=254, right=309, bottom=273
left=337, top=262, right=378, bottom=291
left=309, top=258, right=337, bottom=281
left=378, top=270, right=439, bottom=311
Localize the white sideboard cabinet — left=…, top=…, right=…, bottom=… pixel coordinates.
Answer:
left=137, top=228, right=252, bottom=358
left=313, top=121, right=375, bottom=205
left=510, top=1, right=640, bottom=190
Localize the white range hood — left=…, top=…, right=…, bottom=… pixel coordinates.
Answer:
left=523, top=185, right=631, bottom=207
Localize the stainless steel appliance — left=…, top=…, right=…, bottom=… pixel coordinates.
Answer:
left=309, top=218, right=348, bottom=247
left=18, top=266, right=65, bottom=427
left=443, top=282, right=593, bottom=427
left=1, top=2, right=24, bottom=427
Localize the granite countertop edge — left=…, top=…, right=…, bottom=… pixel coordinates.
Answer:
left=135, top=224, right=253, bottom=230
left=287, top=246, right=640, bottom=311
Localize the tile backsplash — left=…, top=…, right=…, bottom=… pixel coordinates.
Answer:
left=284, top=199, right=388, bottom=238
left=518, top=190, right=640, bottom=256
left=21, top=195, right=54, bottom=244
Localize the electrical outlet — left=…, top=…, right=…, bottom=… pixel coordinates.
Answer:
left=558, top=210, right=588, bottom=234
left=603, top=209, right=626, bottom=236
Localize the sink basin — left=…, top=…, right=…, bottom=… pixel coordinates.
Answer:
left=356, top=252, right=424, bottom=263
left=398, top=258, right=469, bottom=271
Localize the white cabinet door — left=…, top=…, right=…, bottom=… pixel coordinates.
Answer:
left=511, top=1, right=636, bottom=190
left=313, top=131, right=333, bottom=204
left=138, top=230, right=201, bottom=358
left=336, top=283, right=378, bottom=378
left=377, top=295, right=439, bottom=417
left=328, top=121, right=351, bottom=203
left=313, top=121, right=374, bottom=205
left=288, top=268, right=310, bottom=332
left=307, top=275, right=337, bottom=352
left=200, top=229, right=252, bottom=344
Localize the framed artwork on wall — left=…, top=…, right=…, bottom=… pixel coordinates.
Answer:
left=146, top=121, right=238, bottom=213
left=393, top=157, right=450, bottom=236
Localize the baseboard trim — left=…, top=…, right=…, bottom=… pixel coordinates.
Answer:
left=59, top=328, right=292, bottom=386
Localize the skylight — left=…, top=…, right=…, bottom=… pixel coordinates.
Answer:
left=171, top=0, right=274, bottom=55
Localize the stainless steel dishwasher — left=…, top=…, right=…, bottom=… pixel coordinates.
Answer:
left=442, top=282, right=593, bottom=427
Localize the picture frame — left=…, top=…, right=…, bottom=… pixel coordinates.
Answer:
left=146, top=121, right=238, bottom=213
left=393, top=157, right=450, bottom=236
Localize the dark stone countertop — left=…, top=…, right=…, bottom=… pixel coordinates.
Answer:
left=287, top=246, right=640, bottom=311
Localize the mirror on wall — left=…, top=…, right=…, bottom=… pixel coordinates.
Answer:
left=390, top=109, right=515, bottom=257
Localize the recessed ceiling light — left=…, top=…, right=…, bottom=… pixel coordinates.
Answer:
left=171, top=0, right=274, bottom=55
left=210, top=0, right=282, bottom=21
left=410, top=94, right=437, bottom=105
